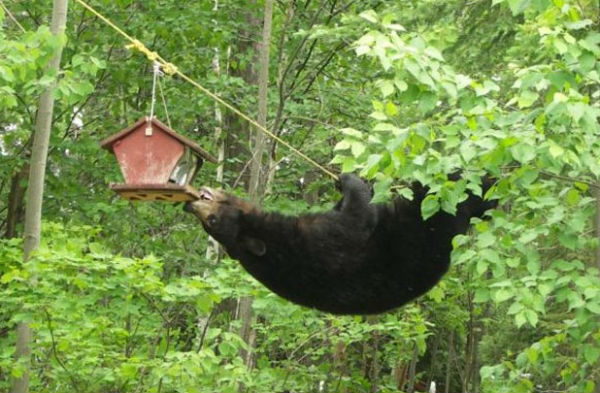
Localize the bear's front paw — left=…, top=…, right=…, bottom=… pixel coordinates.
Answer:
left=339, top=173, right=369, bottom=193
left=338, top=173, right=359, bottom=188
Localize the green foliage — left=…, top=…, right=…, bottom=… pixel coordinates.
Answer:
left=0, top=223, right=433, bottom=392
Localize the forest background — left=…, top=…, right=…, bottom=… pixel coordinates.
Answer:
left=1, top=0, right=600, bottom=392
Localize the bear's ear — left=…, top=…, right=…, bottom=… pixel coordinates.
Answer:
left=241, top=236, right=266, bottom=256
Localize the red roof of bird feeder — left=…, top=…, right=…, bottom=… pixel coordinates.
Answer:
left=100, top=117, right=217, bottom=201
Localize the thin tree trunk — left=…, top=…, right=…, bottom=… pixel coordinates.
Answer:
left=333, top=340, right=347, bottom=393
left=471, top=328, right=481, bottom=393
left=444, top=331, right=454, bottom=393
left=594, top=186, right=600, bottom=393
left=407, top=344, right=419, bottom=393
left=264, top=0, right=295, bottom=195
left=392, top=361, right=408, bottom=391
left=237, top=296, right=254, bottom=364
left=248, top=0, right=274, bottom=198
left=12, top=1, right=69, bottom=392
left=238, top=0, right=274, bottom=377
left=4, top=166, right=28, bottom=239
left=463, top=292, right=475, bottom=393
left=206, top=0, right=225, bottom=262
left=595, top=186, right=600, bottom=271
left=369, top=322, right=380, bottom=393
left=426, top=333, right=440, bottom=390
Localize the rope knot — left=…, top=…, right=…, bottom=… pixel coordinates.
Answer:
left=125, top=39, right=146, bottom=53
left=162, top=62, right=178, bottom=75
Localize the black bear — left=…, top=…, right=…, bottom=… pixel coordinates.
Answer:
left=184, top=174, right=496, bottom=315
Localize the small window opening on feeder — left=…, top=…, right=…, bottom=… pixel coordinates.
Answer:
left=169, top=147, right=201, bottom=186
left=100, top=117, right=217, bottom=202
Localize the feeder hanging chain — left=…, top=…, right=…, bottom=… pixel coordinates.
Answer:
left=149, top=61, right=163, bottom=121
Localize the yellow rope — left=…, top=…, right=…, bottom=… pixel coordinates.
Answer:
left=73, top=0, right=339, bottom=181
left=0, top=0, right=26, bottom=32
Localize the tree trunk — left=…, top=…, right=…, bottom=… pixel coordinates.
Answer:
left=407, top=344, right=419, bottom=393
left=248, top=0, right=274, bottom=198
left=12, top=1, right=68, bottom=392
left=333, top=340, right=347, bottom=393
left=426, top=333, right=440, bottom=390
left=444, top=331, right=454, bottom=393
left=595, top=186, right=600, bottom=271
left=463, top=292, right=475, bottom=393
left=369, top=323, right=380, bottom=393
left=471, top=327, right=481, bottom=393
left=4, top=166, right=28, bottom=239
left=393, top=361, right=408, bottom=392
left=238, top=0, right=274, bottom=377
left=594, top=186, right=600, bottom=393
left=206, top=0, right=226, bottom=262
left=264, top=0, right=295, bottom=195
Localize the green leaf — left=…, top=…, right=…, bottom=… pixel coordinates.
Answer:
left=424, top=46, right=444, bottom=61
left=565, top=19, right=593, bottom=30
left=578, top=52, right=596, bottom=72
left=586, top=302, right=600, bottom=315
left=507, top=0, right=530, bottom=15
left=427, top=286, right=444, bottom=302
left=526, top=347, right=539, bottom=363
left=474, top=288, right=490, bottom=302
left=373, top=123, right=400, bottom=132
left=341, top=156, right=357, bottom=173
left=525, top=310, right=538, bottom=327
left=421, top=195, right=440, bottom=220
left=538, top=283, right=553, bottom=297
left=583, top=345, right=600, bottom=364
left=340, top=127, right=363, bottom=138
left=565, top=189, right=580, bottom=206
left=547, top=141, right=564, bottom=158
left=568, top=102, right=587, bottom=122
left=510, top=143, right=536, bottom=164
left=334, top=140, right=351, bottom=151
left=476, top=259, right=488, bottom=276
left=418, top=91, right=437, bottom=113
left=517, top=90, right=538, bottom=108
left=11, top=365, right=23, bottom=379
left=494, top=289, right=514, bottom=303
left=460, top=142, right=477, bottom=163
left=480, top=365, right=496, bottom=380
left=394, top=78, right=408, bottom=92
left=377, top=80, right=395, bottom=97
left=507, top=302, right=524, bottom=315
left=359, top=10, right=378, bottom=24
left=515, top=310, right=527, bottom=327
left=372, top=177, right=393, bottom=203
left=385, top=102, right=399, bottom=116
left=518, top=230, right=538, bottom=244
left=351, top=141, right=366, bottom=157
left=363, top=154, right=382, bottom=173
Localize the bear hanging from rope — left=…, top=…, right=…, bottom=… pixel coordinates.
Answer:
left=184, top=174, right=497, bottom=315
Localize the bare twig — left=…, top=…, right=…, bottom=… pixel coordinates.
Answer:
left=43, top=309, right=82, bottom=392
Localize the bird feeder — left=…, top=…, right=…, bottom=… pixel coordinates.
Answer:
left=100, top=117, right=217, bottom=202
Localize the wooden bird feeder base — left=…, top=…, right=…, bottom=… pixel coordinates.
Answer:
left=110, top=183, right=201, bottom=202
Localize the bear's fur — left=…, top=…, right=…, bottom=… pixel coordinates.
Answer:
left=184, top=174, right=496, bottom=315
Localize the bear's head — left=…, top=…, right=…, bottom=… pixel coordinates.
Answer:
left=184, top=188, right=266, bottom=257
